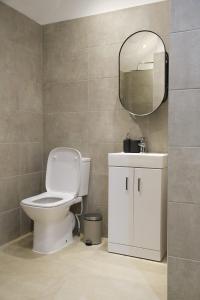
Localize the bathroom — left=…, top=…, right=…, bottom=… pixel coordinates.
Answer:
left=0, top=0, right=198, bottom=299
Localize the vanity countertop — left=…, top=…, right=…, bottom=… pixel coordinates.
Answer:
left=108, top=152, right=168, bottom=169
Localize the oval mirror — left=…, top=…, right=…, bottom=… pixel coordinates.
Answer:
left=119, top=30, right=168, bottom=117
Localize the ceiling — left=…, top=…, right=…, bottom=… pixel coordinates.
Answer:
left=1, top=0, right=165, bottom=25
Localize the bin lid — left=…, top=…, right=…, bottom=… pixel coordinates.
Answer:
left=84, top=213, right=102, bottom=221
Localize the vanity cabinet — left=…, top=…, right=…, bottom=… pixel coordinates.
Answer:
left=108, top=153, right=167, bottom=261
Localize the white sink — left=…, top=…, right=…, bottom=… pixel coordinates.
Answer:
left=108, top=152, right=168, bottom=168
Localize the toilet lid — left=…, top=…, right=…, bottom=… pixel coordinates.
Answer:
left=46, top=147, right=81, bottom=195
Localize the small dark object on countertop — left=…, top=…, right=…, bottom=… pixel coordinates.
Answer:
left=130, top=139, right=140, bottom=153
left=123, top=133, right=131, bottom=152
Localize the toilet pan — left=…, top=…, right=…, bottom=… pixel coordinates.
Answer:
left=20, top=148, right=91, bottom=254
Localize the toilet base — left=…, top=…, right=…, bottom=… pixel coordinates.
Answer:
left=33, top=212, right=75, bottom=254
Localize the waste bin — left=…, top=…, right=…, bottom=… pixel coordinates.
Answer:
left=83, top=213, right=102, bottom=245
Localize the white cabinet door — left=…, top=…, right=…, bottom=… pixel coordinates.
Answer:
left=108, top=167, right=134, bottom=245
left=133, top=168, right=162, bottom=250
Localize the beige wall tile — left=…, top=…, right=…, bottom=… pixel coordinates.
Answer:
left=19, top=208, right=32, bottom=235
left=168, top=256, right=200, bottom=300
left=44, top=18, right=88, bottom=56
left=19, top=112, right=43, bottom=143
left=170, top=30, right=200, bottom=90
left=0, top=39, right=16, bottom=75
left=0, top=177, right=19, bottom=213
left=0, top=209, right=20, bottom=246
left=116, top=2, right=169, bottom=44
left=14, top=44, right=42, bottom=83
left=12, top=19, right=42, bottom=57
left=88, top=44, right=119, bottom=79
left=0, top=73, right=19, bottom=114
left=19, top=143, right=43, bottom=174
left=113, top=109, right=149, bottom=143
left=88, top=77, right=118, bottom=111
left=169, top=89, right=200, bottom=147
left=18, top=80, right=43, bottom=113
left=18, top=172, right=43, bottom=200
left=0, top=71, right=42, bottom=117
left=0, top=2, right=42, bottom=56
left=0, top=2, right=16, bottom=39
left=168, top=147, right=200, bottom=205
left=45, top=112, right=88, bottom=146
left=44, top=47, right=88, bottom=83
left=0, top=144, right=20, bottom=178
left=168, top=202, right=200, bottom=261
left=87, top=109, right=147, bottom=144
left=86, top=12, right=123, bottom=47
left=171, top=0, right=200, bottom=33
left=44, top=81, right=88, bottom=113
left=0, top=113, right=20, bottom=143
left=87, top=111, right=115, bottom=143
left=148, top=102, right=168, bottom=152
left=88, top=143, right=120, bottom=176
left=86, top=1, right=169, bottom=47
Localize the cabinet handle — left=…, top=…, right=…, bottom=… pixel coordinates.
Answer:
left=138, top=178, right=141, bottom=192
left=125, top=177, right=128, bottom=190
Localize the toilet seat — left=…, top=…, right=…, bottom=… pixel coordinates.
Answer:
left=21, top=192, right=82, bottom=208
left=22, top=148, right=82, bottom=210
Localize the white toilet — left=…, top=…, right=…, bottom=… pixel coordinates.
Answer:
left=21, top=147, right=91, bottom=254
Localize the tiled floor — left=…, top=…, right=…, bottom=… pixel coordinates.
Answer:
left=0, top=234, right=166, bottom=300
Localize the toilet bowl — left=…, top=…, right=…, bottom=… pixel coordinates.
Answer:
left=21, top=147, right=91, bottom=254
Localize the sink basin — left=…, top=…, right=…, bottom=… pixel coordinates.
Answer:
left=108, top=152, right=168, bottom=168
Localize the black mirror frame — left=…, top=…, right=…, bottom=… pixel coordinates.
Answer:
left=119, top=30, right=169, bottom=117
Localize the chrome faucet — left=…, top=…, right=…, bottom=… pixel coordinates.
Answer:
left=138, top=137, right=147, bottom=153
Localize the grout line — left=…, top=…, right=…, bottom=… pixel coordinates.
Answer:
left=169, top=87, right=200, bottom=91
left=0, top=111, right=43, bottom=115
left=171, top=27, right=200, bottom=34
left=44, top=41, right=121, bottom=51
left=168, top=255, right=200, bottom=264
left=168, top=201, right=200, bottom=206
left=44, top=108, right=124, bottom=115
left=0, top=171, right=43, bottom=181
left=0, top=232, right=32, bottom=250
left=44, top=76, right=118, bottom=86
left=168, top=145, right=200, bottom=149
left=41, top=24, right=45, bottom=177
left=0, top=207, right=19, bottom=216
left=16, top=110, right=43, bottom=114
left=0, top=142, right=43, bottom=145
left=18, top=171, right=43, bottom=176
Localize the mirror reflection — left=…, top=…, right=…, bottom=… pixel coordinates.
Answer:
left=119, top=31, right=168, bottom=116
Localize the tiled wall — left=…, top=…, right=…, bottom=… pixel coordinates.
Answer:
left=0, top=3, right=43, bottom=245
left=168, top=0, right=200, bottom=299
left=43, top=1, right=169, bottom=235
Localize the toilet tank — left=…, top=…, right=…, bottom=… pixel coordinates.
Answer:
left=79, top=158, right=91, bottom=196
